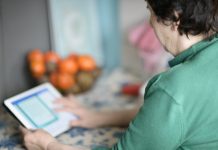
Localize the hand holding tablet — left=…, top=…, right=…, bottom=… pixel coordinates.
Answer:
left=4, top=83, right=78, bottom=137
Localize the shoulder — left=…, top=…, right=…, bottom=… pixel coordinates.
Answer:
left=146, top=65, right=185, bottom=90
left=144, top=65, right=191, bottom=105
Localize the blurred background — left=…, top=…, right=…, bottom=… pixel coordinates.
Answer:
left=0, top=0, right=171, bottom=100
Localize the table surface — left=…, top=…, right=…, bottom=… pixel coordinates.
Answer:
left=0, top=69, right=141, bottom=150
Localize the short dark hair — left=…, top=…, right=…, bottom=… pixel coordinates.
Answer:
left=146, top=0, right=218, bottom=36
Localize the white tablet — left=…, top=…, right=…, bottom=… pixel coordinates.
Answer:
left=4, top=83, right=77, bottom=137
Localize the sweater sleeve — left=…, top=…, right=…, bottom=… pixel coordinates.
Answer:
left=93, top=85, right=183, bottom=150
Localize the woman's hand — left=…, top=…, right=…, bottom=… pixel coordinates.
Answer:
left=19, top=126, right=57, bottom=150
left=54, top=95, right=104, bottom=128
left=20, top=126, right=86, bottom=150
left=54, top=95, right=140, bottom=128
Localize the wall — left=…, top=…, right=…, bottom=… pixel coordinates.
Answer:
left=0, top=0, right=51, bottom=100
left=0, top=2, right=4, bottom=100
left=120, top=0, right=150, bottom=80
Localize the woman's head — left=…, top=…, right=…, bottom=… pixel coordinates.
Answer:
left=146, top=0, right=218, bottom=36
left=145, top=0, right=218, bottom=55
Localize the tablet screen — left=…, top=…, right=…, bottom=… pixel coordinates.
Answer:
left=12, top=88, right=58, bottom=128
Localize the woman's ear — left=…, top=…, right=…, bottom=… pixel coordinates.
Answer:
left=171, top=11, right=180, bottom=31
left=171, top=21, right=179, bottom=31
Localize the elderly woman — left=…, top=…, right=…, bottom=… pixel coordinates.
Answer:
left=20, top=0, right=218, bottom=149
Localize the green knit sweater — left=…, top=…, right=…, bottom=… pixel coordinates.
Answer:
left=94, top=34, right=218, bottom=150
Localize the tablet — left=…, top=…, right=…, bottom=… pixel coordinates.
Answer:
left=4, top=83, right=77, bottom=137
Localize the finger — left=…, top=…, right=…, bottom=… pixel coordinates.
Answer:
left=19, top=126, right=30, bottom=135
left=54, top=100, right=71, bottom=108
left=54, top=98, right=83, bottom=110
left=25, top=143, right=41, bottom=150
left=54, top=107, right=74, bottom=113
left=53, top=98, right=68, bottom=104
left=55, top=107, right=83, bottom=116
left=24, top=142, right=31, bottom=150
left=54, top=99, right=78, bottom=108
left=67, top=95, right=81, bottom=106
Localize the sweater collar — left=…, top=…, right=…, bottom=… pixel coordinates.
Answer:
left=168, top=33, right=218, bottom=68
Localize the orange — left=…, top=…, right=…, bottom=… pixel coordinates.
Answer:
left=49, top=72, right=58, bottom=87
left=68, top=53, right=78, bottom=62
left=77, top=55, right=96, bottom=71
left=30, top=61, right=46, bottom=78
left=58, top=58, right=78, bottom=75
left=56, top=73, right=75, bottom=90
left=28, top=49, right=44, bottom=63
left=44, top=51, right=60, bottom=64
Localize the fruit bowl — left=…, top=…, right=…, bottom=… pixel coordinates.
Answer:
left=27, top=49, right=101, bottom=95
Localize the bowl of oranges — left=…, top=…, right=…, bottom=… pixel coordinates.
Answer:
left=27, top=49, right=101, bottom=95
